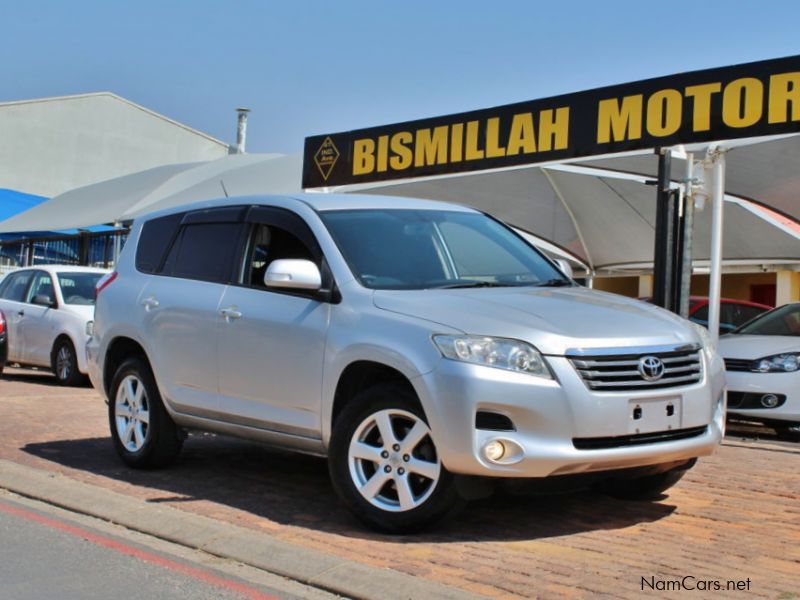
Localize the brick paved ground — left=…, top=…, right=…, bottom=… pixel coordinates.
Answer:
left=1, top=367, right=798, bottom=599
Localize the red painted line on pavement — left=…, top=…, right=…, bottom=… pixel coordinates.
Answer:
left=0, top=500, right=279, bottom=600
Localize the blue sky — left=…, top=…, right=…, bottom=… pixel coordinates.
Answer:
left=2, top=1, right=798, bottom=153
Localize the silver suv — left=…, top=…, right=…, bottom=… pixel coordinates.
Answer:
left=87, top=194, right=726, bottom=532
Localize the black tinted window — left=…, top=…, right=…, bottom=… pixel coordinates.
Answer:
left=1, top=271, right=34, bottom=301
left=243, top=224, right=315, bottom=287
left=737, top=303, right=800, bottom=336
left=136, top=212, right=185, bottom=273
left=169, top=223, right=243, bottom=283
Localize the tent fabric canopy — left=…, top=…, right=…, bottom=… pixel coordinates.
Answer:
left=353, top=166, right=800, bottom=271
left=0, top=149, right=796, bottom=273
left=580, top=133, right=800, bottom=224
left=0, top=154, right=302, bottom=233
left=0, top=188, right=46, bottom=221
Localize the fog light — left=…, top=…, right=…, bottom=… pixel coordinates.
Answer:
left=761, top=394, right=779, bottom=408
left=483, top=440, right=506, bottom=462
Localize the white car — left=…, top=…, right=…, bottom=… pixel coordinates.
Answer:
left=0, top=265, right=108, bottom=385
left=718, top=302, right=800, bottom=437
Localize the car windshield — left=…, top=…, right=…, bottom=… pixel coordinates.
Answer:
left=320, top=209, right=570, bottom=290
left=733, top=303, right=800, bottom=336
left=57, top=272, right=104, bottom=305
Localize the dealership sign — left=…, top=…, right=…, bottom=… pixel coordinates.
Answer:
left=303, top=55, right=800, bottom=188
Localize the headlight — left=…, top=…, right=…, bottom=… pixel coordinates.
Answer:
left=753, top=353, right=800, bottom=373
left=432, top=335, right=551, bottom=378
left=85, top=321, right=94, bottom=337
left=691, top=323, right=716, bottom=361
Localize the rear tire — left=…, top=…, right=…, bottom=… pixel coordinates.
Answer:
left=52, top=338, right=84, bottom=386
left=328, top=383, right=462, bottom=533
left=109, top=357, right=182, bottom=468
left=598, top=461, right=694, bottom=500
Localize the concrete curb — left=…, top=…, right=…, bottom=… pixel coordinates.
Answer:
left=0, top=460, right=482, bottom=600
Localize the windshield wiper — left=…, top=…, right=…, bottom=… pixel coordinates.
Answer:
left=534, top=279, right=573, bottom=287
left=431, top=281, right=509, bottom=289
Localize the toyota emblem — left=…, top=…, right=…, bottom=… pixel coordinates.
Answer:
left=638, top=356, right=665, bottom=381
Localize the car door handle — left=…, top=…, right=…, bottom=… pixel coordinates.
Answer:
left=17, top=309, right=24, bottom=316
left=141, top=297, right=160, bottom=310
left=220, top=307, right=242, bottom=321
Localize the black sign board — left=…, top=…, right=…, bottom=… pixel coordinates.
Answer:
left=303, top=55, right=800, bottom=188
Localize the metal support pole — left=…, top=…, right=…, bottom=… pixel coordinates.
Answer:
left=679, top=154, right=695, bottom=318
left=652, top=149, right=676, bottom=310
left=235, top=108, right=250, bottom=154
left=706, top=147, right=726, bottom=344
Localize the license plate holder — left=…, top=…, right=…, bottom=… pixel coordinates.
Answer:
left=627, top=396, right=682, bottom=434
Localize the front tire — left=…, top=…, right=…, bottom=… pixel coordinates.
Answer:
left=598, top=460, right=695, bottom=500
left=52, top=338, right=84, bottom=386
left=328, top=383, right=461, bottom=533
left=109, top=357, right=182, bottom=468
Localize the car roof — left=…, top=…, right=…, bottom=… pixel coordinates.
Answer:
left=688, top=296, right=772, bottom=309
left=135, top=193, right=479, bottom=222
left=6, top=265, right=109, bottom=275
left=291, top=193, right=477, bottom=213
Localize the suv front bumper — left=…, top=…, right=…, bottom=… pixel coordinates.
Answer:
left=415, top=354, right=725, bottom=479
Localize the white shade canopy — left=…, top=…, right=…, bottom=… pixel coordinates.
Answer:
left=350, top=163, right=800, bottom=272
left=580, top=133, right=800, bottom=223
left=1, top=148, right=796, bottom=274
left=0, top=153, right=303, bottom=233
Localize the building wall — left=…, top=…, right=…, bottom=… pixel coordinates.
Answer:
left=0, top=93, right=229, bottom=197
left=689, top=273, right=777, bottom=303
left=593, top=276, right=640, bottom=297
left=595, top=271, right=800, bottom=306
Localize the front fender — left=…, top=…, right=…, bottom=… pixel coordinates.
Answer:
left=319, top=306, right=457, bottom=446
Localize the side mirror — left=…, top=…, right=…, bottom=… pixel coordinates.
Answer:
left=553, top=259, right=574, bottom=280
left=32, top=294, right=55, bottom=307
left=264, top=259, right=322, bottom=291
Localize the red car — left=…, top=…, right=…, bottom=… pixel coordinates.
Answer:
left=687, top=297, right=772, bottom=334
left=641, top=296, right=771, bottom=334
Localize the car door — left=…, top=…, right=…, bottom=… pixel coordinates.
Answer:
left=216, top=208, right=331, bottom=438
left=19, top=270, right=59, bottom=366
left=140, top=208, right=248, bottom=418
left=0, top=270, right=35, bottom=362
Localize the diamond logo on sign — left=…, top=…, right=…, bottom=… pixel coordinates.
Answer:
left=314, top=137, right=340, bottom=181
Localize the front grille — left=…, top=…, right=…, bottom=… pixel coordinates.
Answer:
left=724, top=358, right=753, bottom=372
left=573, top=426, right=708, bottom=450
left=569, top=346, right=703, bottom=392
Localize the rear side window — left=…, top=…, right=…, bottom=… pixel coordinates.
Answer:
left=135, top=213, right=185, bottom=273
left=0, top=271, right=34, bottom=302
left=167, top=223, right=243, bottom=283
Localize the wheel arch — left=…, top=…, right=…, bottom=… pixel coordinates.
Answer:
left=50, top=333, right=79, bottom=367
left=103, top=336, right=152, bottom=398
left=325, top=359, right=426, bottom=446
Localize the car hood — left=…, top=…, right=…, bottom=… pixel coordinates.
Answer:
left=718, top=334, right=800, bottom=359
left=373, top=286, right=698, bottom=356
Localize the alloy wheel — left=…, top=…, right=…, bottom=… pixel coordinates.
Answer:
left=56, top=346, right=72, bottom=381
left=348, top=408, right=441, bottom=512
left=114, top=375, right=150, bottom=452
